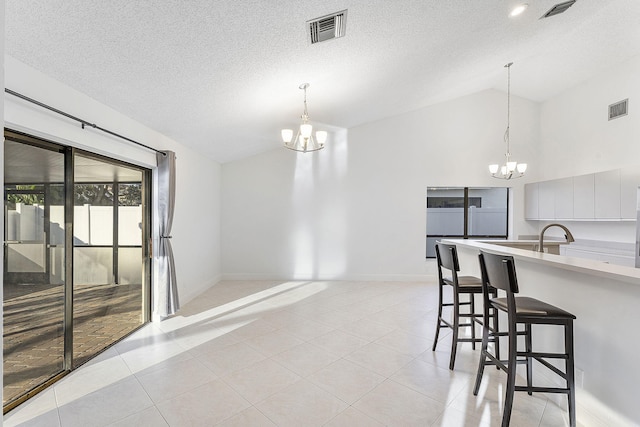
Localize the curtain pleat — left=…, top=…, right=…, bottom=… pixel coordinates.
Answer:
left=157, top=150, right=179, bottom=316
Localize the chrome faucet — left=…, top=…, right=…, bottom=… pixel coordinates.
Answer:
left=538, top=223, right=575, bottom=252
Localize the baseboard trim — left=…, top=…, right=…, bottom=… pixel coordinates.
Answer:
left=219, top=273, right=432, bottom=282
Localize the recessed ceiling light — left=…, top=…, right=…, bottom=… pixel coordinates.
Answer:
left=510, top=3, right=529, bottom=17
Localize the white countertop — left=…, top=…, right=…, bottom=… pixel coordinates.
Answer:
left=442, top=239, right=640, bottom=285
left=485, top=239, right=565, bottom=245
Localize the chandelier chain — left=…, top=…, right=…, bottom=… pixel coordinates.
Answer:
left=488, top=61, right=526, bottom=179
left=505, top=62, right=512, bottom=158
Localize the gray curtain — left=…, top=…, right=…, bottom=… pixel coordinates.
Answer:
left=157, top=150, right=179, bottom=316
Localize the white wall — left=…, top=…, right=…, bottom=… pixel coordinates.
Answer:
left=3, top=56, right=222, bottom=310
left=222, top=89, right=540, bottom=280
left=533, top=55, right=640, bottom=243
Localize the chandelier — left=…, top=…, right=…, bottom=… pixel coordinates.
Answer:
left=282, top=83, right=327, bottom=153
left=489, top=62, right=527, bottom=179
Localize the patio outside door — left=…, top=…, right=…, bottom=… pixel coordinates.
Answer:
left=3, top=136, right=66, bottom=407
left=3, top=130, right=151, bottom=411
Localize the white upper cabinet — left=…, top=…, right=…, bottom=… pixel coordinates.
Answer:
left=554, top=177, right=574, bottom=219
left=573, top=174, right=594, bottom=219
left=620, top=168, right=640, bottom=220
left=594, top=170, right=621, bottom=219
left=524, top=183, right=538, bottom=220
left=525, top=168, right=639, bottom=221
left=538, top=181, right=556, bottom=220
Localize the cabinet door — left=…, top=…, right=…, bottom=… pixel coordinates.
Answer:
left=554, top=177, right=574, bottom=219
left=573, top=174, right=594, bottom=219
left=538, top=181, right=555, bottom=220
left=620, top=168, right=640, bottom=220
left=594, top=170, right=621, bottom=219
left=524, top=183, right=539, bottom=220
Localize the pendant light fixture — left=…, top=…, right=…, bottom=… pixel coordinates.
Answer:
left=489, top=62, right=527, bottom=179
left=282, top=83, right=327, bottom=153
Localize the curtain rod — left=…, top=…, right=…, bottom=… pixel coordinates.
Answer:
left=4, top=88, right=165, bottom=156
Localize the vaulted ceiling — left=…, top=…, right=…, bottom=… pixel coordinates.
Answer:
left=5, top=0, right=640, bottom=163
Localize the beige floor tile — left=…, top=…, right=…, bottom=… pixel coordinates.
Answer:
left=430, top=406, right=489, bottom=427
left=136, top=357, right=217, bottom=403
left=390, top=358, right=472, bottom=404
left=3, top=409, right=61, bottom=427
left=186, top=328, right=243, bottom=357
left=311, top=309, right=365, bottom=328
left=323, top=406, right=385, bottom=427
left=449, top=373, right=547, bottom=427
left=271, top=342, right=341, bottom=377
left=3, top=389, right=60, bottom=427
left=308, top=359, right=385, bottom=404
left=374, top=329, right=433, bottom=357
left=310, top=330, right=369, bottom=358
left=215, top=406, right=277, bottom=427
left=223, top=358, right=300, bottom=404
left=353, top=379, right=446, bottom=426
left=228, top=319, right=278, bottom=340
left=277, top=318, right=336, bottom=341
left=116, top=334, right=193, bottom=374
left=196, top=341, right=266, bottom=376
left=345, top=342, right=414, bottom=377
left=106, top=406, right=170, bottom=427
left=255, top=379, right=348, bottom=426
left=156, top=378, right=250, bottom=426
left=57, top=376, right=154, bottom=427
left=244, top=329, right=304, bottom=357
left=340, top=318, right=396, bottom=342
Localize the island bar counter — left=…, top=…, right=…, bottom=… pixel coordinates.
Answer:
left=442, top=239, right=640, bottom=426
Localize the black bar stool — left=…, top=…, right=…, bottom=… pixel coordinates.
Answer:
left=474, top=251, right=576, bottom=427
left=432, top=242, right=498, bottom=370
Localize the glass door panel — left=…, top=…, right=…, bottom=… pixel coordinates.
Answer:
left=3, top=138, right=66, bottom=406
left=426, top=188, right=465, bottom=258
left=72, top=154, right=146, bottom=366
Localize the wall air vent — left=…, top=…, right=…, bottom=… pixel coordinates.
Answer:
left=609, top=99, right=629, bottom=120
left=308, top=10, right=347, bottom=44
left=540, top=0, right=577, bottom=19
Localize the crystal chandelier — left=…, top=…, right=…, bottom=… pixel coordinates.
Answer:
left=281, top=83, right=327, bottom=153
left=489, top=62, right=527, bottom=179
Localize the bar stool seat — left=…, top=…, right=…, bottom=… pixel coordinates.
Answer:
left=474, top=250, right=576, bottom=427
left=490, top=296, right=575, bottom=318
left=432, top=242, right=498, bottom=370
left=446, top=275, right=484, bottom=289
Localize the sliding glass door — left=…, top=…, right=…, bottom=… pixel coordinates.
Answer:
left=3, top=130, right=151, bottom=410
left=72, top=153, right=149, bottom=366
left=3, top=136, right=66, bottom=406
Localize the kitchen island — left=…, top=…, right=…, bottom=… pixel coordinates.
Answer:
left=442, top=239, right=640, bottom=426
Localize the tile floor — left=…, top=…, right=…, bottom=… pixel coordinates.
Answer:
left=4, top=280, right=586, bottom=426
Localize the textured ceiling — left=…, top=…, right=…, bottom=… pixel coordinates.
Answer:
left=5, top=0, right=640, bottom=163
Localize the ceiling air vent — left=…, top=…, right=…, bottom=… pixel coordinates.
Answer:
left=308, top=10, right=347, bottom=44
left=540, top=0, right=576, bottom=19
left=609, top=99, right=629, bottom=121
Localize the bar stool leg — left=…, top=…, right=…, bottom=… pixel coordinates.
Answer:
left=502, top=330, right=518, bottom=427
left=525, top=323, right=533, bottom=395
left=473, top=323, right=489, bottom=395
left=492, top=303, right=500, bottom=364
left=470, top=294, right=477, bottom=350
left=450, top=291, right=460, bottom=370
left=565, top=320, right=576, bottom=427
left=432, top=284, right=444, bottom=351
